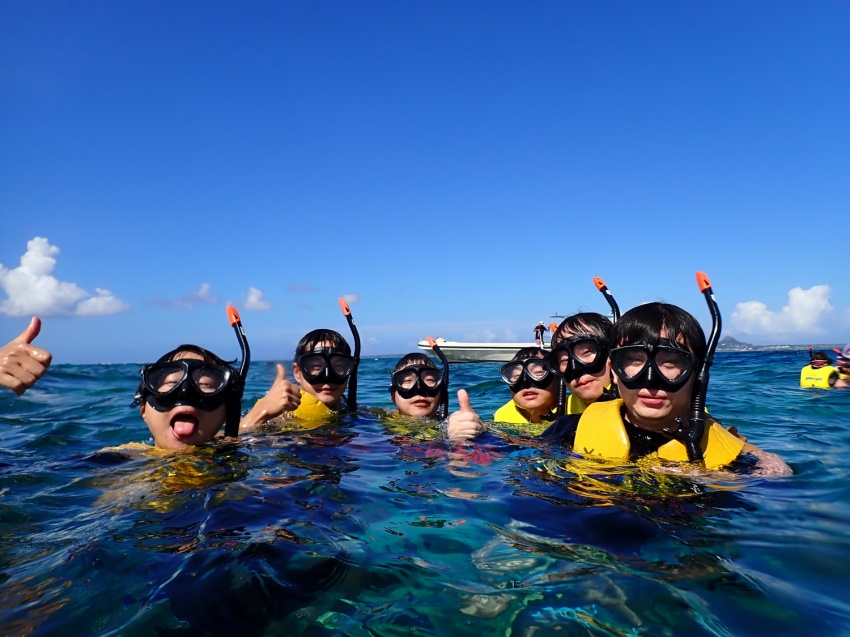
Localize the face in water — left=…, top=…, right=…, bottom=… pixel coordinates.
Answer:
left=391, top=365, right=443, bottom=418
left=610, top=331, right=696, bottom=431
left=293, top=343, right=353, bottom=406
left=500, top=356, right=558, bottom=419
left=139, top=351, right=228, bottom=449
left=549, top=327, right=611, bottom=404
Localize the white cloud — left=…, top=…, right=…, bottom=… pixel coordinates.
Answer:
left=341, top=293, right=359, bottom=304
left=730, top=285, right=833, bottom=336
left=244, top=286, right=271, bottom=311
left=0, top=237, right=130, bottom=317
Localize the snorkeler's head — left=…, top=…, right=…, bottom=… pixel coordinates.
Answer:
left=550, top=312, right=612, bottom=348
left=389, top=353, right=443, bottom=417
left=292, top=329, right=353, bottom=405
left=134, top=344, right=245, bottom=448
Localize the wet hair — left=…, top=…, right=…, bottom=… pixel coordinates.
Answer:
left=611, top=303, right=707, bottom=362
left=511, top=346, right=547, bottom=361
left=811, top=351, right=833, bottom=365
left=392, top=352, right=437, bottom=374
left=135, top=343, right=244, bottom=432
left=294, top=329, right=351, bottom=359
left=551, top=313, right=612, bottom=347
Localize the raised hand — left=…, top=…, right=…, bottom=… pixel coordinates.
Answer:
left=0, top=317, right=52, bottom=396
left=240, top=362, right=301, bottom=429
left=446, top=389, right=485, bottom=440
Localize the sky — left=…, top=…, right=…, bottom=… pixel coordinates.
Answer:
left=2, top=1, right=849, bottom=364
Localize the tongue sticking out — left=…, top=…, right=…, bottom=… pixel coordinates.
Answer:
left=171, top=414, right=199, bottom=437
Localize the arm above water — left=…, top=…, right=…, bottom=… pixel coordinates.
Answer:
left=240, top=363, right=301, bottom=430
left=0, top=317, right=52, bottom=396
left=446, top=389, right=486, bottom=441
left=741, top=442, right=793, bottom=477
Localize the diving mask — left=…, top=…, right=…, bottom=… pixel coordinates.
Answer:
left=391, top=365, right=444, bottom=399
left=500, top=357, right=553, bottom=392
left=297, top=349, right=355, bottom=385
left=137, top=359, right=233, bottom=412
left=609, top=339, right=696, bottom=392
left=547, top=335, right=609, bottom=380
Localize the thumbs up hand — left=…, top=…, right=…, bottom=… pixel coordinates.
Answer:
left=446, top=389, right=485, bottom=440
left=0, top=317, right=52, bottom=396
left=240, top=362, right=301, bottom=429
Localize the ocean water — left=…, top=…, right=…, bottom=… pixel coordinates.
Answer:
left=1, top=351, right=849, bottom=636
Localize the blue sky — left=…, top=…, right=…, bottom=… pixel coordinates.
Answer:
left=2, top=1, right=849, bottom=364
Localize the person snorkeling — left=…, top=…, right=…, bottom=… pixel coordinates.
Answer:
left=834, top=345, right=850, bottom=386
left=492, top=347, right=559, bottom=430
left=548, top=312, right=617, bottom=415
left=132, top=306, right=250, bottom=450
left=389, top=352, right=446, bottom=419
left=541, top=298, right=791, bottom=475
left=800, top=349, right=849, bottom=388
left=0, top=316, right=52, bottom=396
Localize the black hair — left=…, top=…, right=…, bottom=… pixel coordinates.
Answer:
left=611, top=303, right=707, bottom=362
left=135, top=344, right=244, bottom=433
left=392, top=352, right=437, bottom=374
left=551, top=312, right=612, bottom=347
left=294, top=329, right=351, bottom=359
left=511, top=346, right=547, bottom=362
left=811, top=351, right=833, bottom=364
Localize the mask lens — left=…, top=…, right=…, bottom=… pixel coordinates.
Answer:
left=611, top=346, right=649, bottom=380
left=329, top=354, right=354, bottom=378
left=190, top=366, right=229, bottom=394
left=655, top=348, right=692, bottom=382
left=525, top=359, right=549, bottom=380
left=571, top=339, right=600, bottom=364
left=299, top=354, right=327, bottom=378
left=419, top=368, right=442, bottom=388
left=145, top=364, right=187, bottom=395
left=393, top=369, right=419, bottom=390
left=500, top=362, right=524, bottom=385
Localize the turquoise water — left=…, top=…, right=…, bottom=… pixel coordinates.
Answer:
left=1, top=351, right=849, bottom=636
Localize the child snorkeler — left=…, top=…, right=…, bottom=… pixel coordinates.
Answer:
left=241, top=328, right=357, bottom=428
left=388, top=352, right=446, bottom=419
left=492, top=347, right=559, bottom=432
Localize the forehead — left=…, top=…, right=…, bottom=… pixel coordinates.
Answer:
left=171, top=351, right=205, bottom=362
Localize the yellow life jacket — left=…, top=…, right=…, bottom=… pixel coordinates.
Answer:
left=572, top=399, right=745, bottom=470
left=492, top=399, right=556, bottom=436
left=565, top=392, right=588, bottom=415
left=290, top=390, right=340, bottom=421
left=800, top=365, right=837, bottom=389
left=840, top=372, right=850, bottom=382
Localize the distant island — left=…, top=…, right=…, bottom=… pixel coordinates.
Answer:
left=716, top=336, right=842, bottom=352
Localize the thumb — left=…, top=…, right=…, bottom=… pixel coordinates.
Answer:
left=276, top=363, right=288, bottom=382
left=13, top=317, right=41, bottom=345
left=457, top=389, right=472, bottom=412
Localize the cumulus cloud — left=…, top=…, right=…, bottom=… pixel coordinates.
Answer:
left=0, top=237, right=129, bottom=317
left=244, top=286, right=271, bottom=311
left=341, top=293, right=359, bottom=304
left=730, top=285, right=833, bottom=336
left=154, top=283, right=219, bottom=310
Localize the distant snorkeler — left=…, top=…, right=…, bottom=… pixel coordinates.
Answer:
left=133, top=307, right=250, bottom=450
left=800, top=348, right=850, bottom=389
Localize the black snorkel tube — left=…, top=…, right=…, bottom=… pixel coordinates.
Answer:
left=593, top=276, right=621, bottom=322
left=338, top=298, right=361, bottom=411
left=426, top=336, right=450, bottom=419
left=681, top=272, right=721, bottom=462
left=225, top=305, right=251, bottom=437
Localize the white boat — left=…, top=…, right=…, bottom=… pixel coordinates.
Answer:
left=418, top=338, right=549, bottom=363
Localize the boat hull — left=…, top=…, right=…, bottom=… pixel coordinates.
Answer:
left=418, top=339, right=547, bottom=363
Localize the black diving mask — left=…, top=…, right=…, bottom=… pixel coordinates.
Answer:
left=137, top=359, right=233, bottom=412
left=547, top=335, right=609, bottom=380
left=500, top=358, right=553, bottom=393
left=391, top=365, right=444, bottom=399
left=609, top=339, right=697, bottom=392
left=297, top=350, right=355, bottom=385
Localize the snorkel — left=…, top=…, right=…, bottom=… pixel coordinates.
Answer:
left=668, top=272, right=720, bottom=462
left=427, top=336, right=450, bottom=419
left=338, top=298, right=361, bottom=411
left=225, top=306, right=251, bottom=437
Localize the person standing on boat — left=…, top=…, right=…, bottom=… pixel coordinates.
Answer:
left=0, top=316, right=52, bottom=396
left=533, top=321, right=547, bottom=347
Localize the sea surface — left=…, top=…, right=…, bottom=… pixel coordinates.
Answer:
left=1, top=351, right=848, bottom=637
